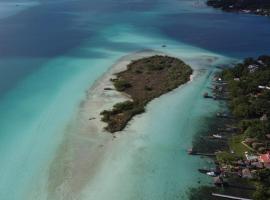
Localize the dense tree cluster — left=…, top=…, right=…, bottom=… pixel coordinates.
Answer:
left=207, top=0, right=270, bottom=16
left=221, top=56, right=270, bottom=141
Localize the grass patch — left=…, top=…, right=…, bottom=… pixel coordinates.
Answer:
left=229, top=134, right=251, bottom=157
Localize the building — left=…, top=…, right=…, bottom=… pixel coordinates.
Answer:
left=258, top=152, right=270, bottom=168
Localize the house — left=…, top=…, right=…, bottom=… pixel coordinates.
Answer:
left=242, top=168, right=252, bottom=179
left=248, top=64, right=258, bottom=73
left=245, top=152, right=258, bottom=161
left=258, top=152, right=270, bottom=168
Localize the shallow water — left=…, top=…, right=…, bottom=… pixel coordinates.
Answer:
left=0, top=0, right=269, bottom=199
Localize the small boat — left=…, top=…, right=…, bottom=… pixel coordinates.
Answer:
left=198, top=169, right=217, bottom=177
left=213, top=134, right=222, bottom=139
left=207, top=171, right=217, bottom=177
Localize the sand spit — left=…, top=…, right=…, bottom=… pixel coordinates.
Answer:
left=47, top=51, right=168, bottom=199
left=47, top=50, right=221, bottom=200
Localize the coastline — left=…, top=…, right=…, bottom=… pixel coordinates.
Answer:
left=47, top=50, right=226, bottom=200
left=101, top=55, right=193, bottom=133
left=47, top=50, right=177, bottom=199
left=0, top=0, right=270, bottom=198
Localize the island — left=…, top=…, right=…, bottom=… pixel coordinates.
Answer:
left=207, top=0, right=270, bottom=16
left=100, top=55, right=193, bottom=133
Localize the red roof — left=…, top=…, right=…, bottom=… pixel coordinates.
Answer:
left=259, top=152, right=270, bottom=163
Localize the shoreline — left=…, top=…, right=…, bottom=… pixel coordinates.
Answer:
left=47, top=50, right=224, bottom=200
left=206, top=0, right=270, bottom=16
left=47, top=50, right=187, bottom=199
left=101, top=55, right=193, bottom=133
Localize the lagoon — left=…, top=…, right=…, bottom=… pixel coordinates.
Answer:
left=0, top=0, right=270, bottom=199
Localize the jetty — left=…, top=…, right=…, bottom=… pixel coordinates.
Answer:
left=212, top=193, right=252, bottom=200
left=188, top=148, right=216, bottom=156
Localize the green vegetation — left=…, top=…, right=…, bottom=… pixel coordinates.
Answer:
left=188, top=55, right=270, bottom=200
left=101, top=55, right=192, bottom=133
left=113, top=79, right=132, bottom=91
left=216, top=151, right=240, bottom=164
left=101, top=101, right=145, bottom=132
left=253, top=169, right=270, bottom=200
left=229, top=135, right=251, bottom=157
left=219, top=55, right=270, bottom=200
left=221, top=55, right=270, bottom=141
left=207, top=0, right=270, bottom=16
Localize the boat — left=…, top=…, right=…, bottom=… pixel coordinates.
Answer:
left=207, top=171, right=217, bottom=177
left=213, top=134, right=222, bottom=139
left=198, top=168, right=218, bottom=176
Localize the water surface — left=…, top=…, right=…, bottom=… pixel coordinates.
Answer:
left=0, top=0, right=269, bottom=199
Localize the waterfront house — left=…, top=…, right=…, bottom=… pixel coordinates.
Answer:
left=258, top=152, right=270, bottom=168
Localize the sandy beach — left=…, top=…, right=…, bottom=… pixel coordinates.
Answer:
left=47, top=51, right=169, bottom=199
left=47, top=50, right=222, bottom=200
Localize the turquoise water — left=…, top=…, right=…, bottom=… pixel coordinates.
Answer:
left=79, top=65, right=222, bottom=200
left=0, top=0, right=270, bottom=199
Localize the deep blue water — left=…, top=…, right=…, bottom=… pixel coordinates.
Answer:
left=0, top=0, right=270, bottom=97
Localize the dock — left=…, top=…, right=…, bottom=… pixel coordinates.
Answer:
left=188, top=148, right=216, bottom=156
left=193, top=152, right=215, bottom=156
left=212, top=193, right=252, bottom=200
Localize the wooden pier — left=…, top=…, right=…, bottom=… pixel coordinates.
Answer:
left=212, top=193, right=253, bottom=200
left=193, top=152, right=215, bottom=156
left=188, top=148, right=216, bottom=156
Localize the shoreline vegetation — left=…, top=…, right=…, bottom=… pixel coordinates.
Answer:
left=206, top=0, right=270, bottom=16
left=189, top=55, right=270, bottom=200
left=100, top=55, right=193, bottom=133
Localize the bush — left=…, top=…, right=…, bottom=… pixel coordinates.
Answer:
left=144, top=85, right=152, bottom=91
left=113, top=79, right=131, bottom=91
left=113, top=101, right=134, bottom=111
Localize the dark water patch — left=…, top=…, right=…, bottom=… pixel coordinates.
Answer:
left=0, top=2, right=92, bottom=58
left=187, top=179, right=254, bottom=200
left=0, top=58, right=48, bottom=97
left=192, top=113, right=238, bottom=154
left=40, top=0, right=160, bottom=13
left=156, top=12, right=270, bottom=58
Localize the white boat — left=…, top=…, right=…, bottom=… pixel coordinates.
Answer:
left=207, top=172, right=216, bottom=177
left=213, top=134, right=222, bottom=139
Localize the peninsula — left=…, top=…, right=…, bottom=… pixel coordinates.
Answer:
left=207, top=0, right=270, bottom=16
left=101, top=55, right=193, bottom=133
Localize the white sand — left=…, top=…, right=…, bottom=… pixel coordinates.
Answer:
left=47, top=50, right=222, bottom=200
left=47, top=51, right=170, bottom=199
